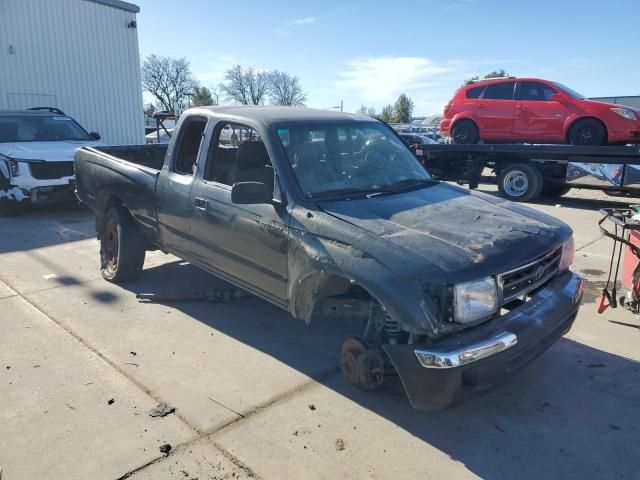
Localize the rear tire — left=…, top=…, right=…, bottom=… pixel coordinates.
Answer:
left=568, top=119, right=606, bottom=146
left=451, top=120, right=479, bottom=144
left=497, top=163, right=543, bottom=202
left=100, top=206, right=146, bottom=283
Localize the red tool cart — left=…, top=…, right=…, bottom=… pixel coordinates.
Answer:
left=598, top=208, right=640, bottom=314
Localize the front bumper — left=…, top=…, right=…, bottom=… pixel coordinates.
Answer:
left=384, top=271, right=583, bottom=410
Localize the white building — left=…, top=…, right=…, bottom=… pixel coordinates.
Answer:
left=0, top=0, right=144, bottom=144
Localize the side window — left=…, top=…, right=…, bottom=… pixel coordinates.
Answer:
left=173, top=117, right=207, bottom=175
left=203, top=122, right=273, bottom=189
left=466, top=85, right=485, bottom=99
left=518, top=81, right=557, bottom=101
left=482, top=82, right=515, bottom=100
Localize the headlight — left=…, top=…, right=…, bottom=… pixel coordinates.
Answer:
left=8, top=159, right=20, bottom=177
left=453, top=277, right=498, bottom=324
left=559, top=236, right=574, bottom=271
left=611, top=107, right=637, bottom=121
left=0, top=155, right=19, bottom=177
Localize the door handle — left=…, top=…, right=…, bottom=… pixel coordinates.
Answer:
left=477, top=103, right=486, bottom=109
left=516, top=105, right=527, bottom=110
left=194, top=197, right=207, bottom=211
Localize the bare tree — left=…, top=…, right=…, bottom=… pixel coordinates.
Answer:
left=143, top=103, right=156, bottom=118
left=210, top=86, right=222, bottom=106
left=268, top=70, right=306, bottom=106
left=220, top=65, right=270, bottom=105
left=141, top=55, right=198, bottom=114
left=357, top=105, right=376, bottom=116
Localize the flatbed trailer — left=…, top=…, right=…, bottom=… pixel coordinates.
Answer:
left=420, top=143, right=640, bottom=202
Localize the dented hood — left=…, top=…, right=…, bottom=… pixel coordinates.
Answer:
left=0, top=141, right=101, bottom=162
left=319, top=183, right=569, bottom=282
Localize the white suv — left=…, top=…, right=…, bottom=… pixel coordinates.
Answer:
left=0, top=108, right=102, bottom=215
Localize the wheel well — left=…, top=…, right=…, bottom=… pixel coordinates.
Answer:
left=566, top=116, right=608, bottom=143
left=294, top=273, right=383, bottom=325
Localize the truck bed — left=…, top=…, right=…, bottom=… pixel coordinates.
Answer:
left=74, top=144, right=169, bottom=242
left=88, top=145, right=168, bottom=170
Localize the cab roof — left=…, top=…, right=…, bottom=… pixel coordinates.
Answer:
left=187, top=106, right=379, bottom=128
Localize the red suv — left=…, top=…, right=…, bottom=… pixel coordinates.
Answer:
left=440, top=77, right=640, bottom=145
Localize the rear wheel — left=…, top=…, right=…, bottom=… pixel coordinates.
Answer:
left=100, top=206, right=146, bottom=282
left=568, top=119, right=606, bottom=145
left=451, top=120, right=479, bottom=144
left=497, top=163, right=543, bottom=202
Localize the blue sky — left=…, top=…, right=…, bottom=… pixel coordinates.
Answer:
left=135, top=0, right=640, bottom=116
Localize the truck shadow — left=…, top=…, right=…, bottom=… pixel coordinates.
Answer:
left=0, top=202, right=94, bottom=254
left=120, top=259, right=639, bottom=480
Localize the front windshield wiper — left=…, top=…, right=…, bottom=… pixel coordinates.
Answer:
left=381, top=178, right=438, bottom=192
left=306, top=187, right=394, bottom=200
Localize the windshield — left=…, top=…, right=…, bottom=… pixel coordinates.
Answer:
left=551, top=82, right=586, bottom=100
left=0, top=115, right=91, bottom=142
left=277, top=122, right=433, bottom=198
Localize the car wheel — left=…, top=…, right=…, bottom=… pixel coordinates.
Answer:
left=497, top=164, right=543, bottom=202
left=540, top=182, right=571, bottom=199
left=568, top=119, right=606, bottom=145
left=451, top=120, right=479, bottom=144
left=100, top=206, right=146, bottom=282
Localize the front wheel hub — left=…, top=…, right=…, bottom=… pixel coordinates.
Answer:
left=340, top=336, right=385, bottom=391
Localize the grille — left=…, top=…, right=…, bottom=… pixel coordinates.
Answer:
left=29, top=161, right=75, bottom=180
left=499, top=246, right=562, bottom=304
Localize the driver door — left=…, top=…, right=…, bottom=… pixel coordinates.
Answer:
left=189, top=121, right=290, bottom=305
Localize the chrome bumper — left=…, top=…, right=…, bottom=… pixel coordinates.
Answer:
left=414, top=331, right=518, bottom=369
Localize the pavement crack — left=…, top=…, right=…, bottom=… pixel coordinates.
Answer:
left=576, top=234, right=604, bottom=253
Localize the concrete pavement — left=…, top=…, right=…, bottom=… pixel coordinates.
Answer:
left=0, top=190, right=638, bottom=479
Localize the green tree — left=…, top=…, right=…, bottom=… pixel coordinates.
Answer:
left=377, top=104, right=395, bottom=122
left=464, top=69, right=510, bottom=85
left=393, top=93, right=414, bottom=123
left=191, top=86, right=213, bottom=107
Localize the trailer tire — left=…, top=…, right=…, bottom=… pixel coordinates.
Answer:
left=540, top=183, right=571, bottom=198
left=568, top=118, right=606, bottom=146
left=451, top=120, right=479, bottom=144
left=100, top=206, right=146, bottom=283
left=497, top=164, right=543, bottom=202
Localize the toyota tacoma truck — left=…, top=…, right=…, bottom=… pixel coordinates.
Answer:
left=74, top=106, right=583, bottom=410
left=0, top=107, right=102, bottom=216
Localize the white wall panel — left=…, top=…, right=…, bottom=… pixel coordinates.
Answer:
left=0, top=0, right=144, bottom=144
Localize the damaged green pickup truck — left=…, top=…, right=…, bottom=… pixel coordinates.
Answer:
left=75, top=106, right=583, bottom=409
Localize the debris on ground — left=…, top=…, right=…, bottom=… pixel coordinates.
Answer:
left=107, top=398, right=115, bottom=405
left=136, top=288, right=249, bottom=303
left=335, top=439, right=345, bottom=451
left=587, top=363, right=606, bottom=368
left=494, top=424, right=506, bottom=433
left=308, top=404, right=316, bottom=411
left=609, top=424, right=621, bottom=431
left=159, top=443, right=172, bottom=454
left=130, top=351, right=137, bottom=356
left=149, top=402, right=176, bottom=417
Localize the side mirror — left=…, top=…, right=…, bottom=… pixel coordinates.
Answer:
left=89, top=131, right=101, bottom=141
left=548, top=94, right=564, bottom=104
left=231, top=182, right=273, bottom=205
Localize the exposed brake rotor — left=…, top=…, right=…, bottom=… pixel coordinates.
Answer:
left=340, top=336, right=385, bottom=391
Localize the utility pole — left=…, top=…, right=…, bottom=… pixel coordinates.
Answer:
left=340, top=100, right=343, bottom=112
